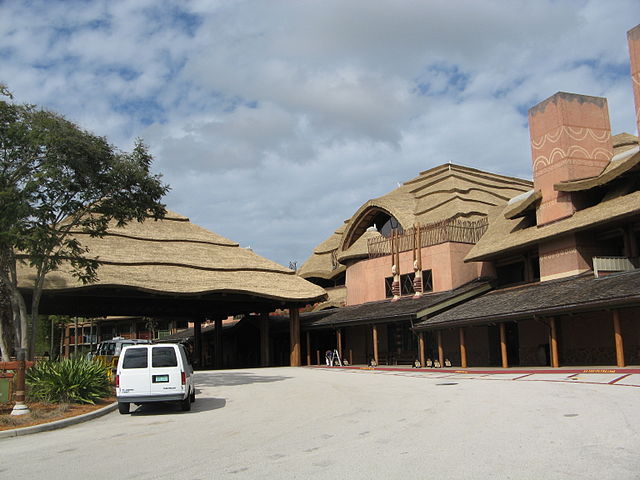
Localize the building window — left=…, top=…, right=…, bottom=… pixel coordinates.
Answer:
left=385, top=270, right=433, bottom=298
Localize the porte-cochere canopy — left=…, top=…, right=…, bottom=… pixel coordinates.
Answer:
left=17, top=210, right=326, bottom=318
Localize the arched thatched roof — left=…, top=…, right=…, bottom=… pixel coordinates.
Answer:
left=18, top=210, right=326, bottom=316
left=299, top=163, right=532, bottom=280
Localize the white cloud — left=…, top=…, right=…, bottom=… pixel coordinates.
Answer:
left=1, top=0, right=639, bottom=265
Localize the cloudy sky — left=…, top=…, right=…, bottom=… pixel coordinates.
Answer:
left=1, top=0, right=639, bottom=266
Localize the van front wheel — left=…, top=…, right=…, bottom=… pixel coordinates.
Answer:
left=190, top=388, right=196, bottom=403
left=118, top=402, right=130, bottom=414
left=181, top=394, right=191, bottom=412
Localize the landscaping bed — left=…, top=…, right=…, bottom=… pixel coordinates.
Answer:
left=0, top=396, right=115, bottom=431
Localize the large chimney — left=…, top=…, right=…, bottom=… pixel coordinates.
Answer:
left=528, top=92, right=613, bottom=226
left=628, top=24, right=640, bottom=135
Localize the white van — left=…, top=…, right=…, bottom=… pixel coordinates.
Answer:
left=116, top=343, right=195, bottom=414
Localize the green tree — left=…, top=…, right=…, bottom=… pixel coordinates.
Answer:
left=0, top=85, right=169, bottom=360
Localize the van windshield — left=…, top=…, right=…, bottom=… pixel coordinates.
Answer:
left=122, top=348, right=148, bottom=369
left=98, top=342, right=116, bottom=356
left=152, top=347, right=178, bottom=367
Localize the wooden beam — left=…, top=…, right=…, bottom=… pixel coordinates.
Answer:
left=289, top=307, right=301, bottom=367
left=418, top=331, right=425, bottom=367
left=499, top=323, right=508, bottom=368
left=372, top=325, right=379, bottom=365
left=549, top=317, right=559, bottom=368
left=260, top=312, right=270, bottom=367
left=194, top=320, right=203, bottom=368
left=437, top=330, right=444, bottom=367
left=215, top=317, right=223, bottom=369
left=613, top=310, right=625, bottom=367
left=336, top=329, right=343, bottom=358
left=306, top=331, right=311, bottom=366
left=459, top=327, right=468, bottom=368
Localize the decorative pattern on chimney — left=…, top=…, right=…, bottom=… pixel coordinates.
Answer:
left=528, top=92, right=613, bottom=226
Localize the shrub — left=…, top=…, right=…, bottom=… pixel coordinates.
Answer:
left=26, top=357, right=111, bottom=404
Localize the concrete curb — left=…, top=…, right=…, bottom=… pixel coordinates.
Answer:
left=0, top=402, right=118, bottom=439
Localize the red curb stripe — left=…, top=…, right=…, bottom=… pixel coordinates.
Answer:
left=609, top=374, right=631, bottom=385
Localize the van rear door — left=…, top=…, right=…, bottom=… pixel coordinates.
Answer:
left=119, top=347, right=151, bottom=397
left=149, top=346, right=183, bottom=397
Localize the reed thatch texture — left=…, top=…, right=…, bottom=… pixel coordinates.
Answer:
left=17, top=210, right=326, bottom=303
left=466, top=190, right=640, bottom=261
left=311, top=285, right=347, bottom=311
left=298, top=163, right=532, bottom=280
left=503, top=189, right=541, bottom=219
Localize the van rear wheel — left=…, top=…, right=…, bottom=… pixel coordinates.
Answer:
left=181, top=394, right=191, bottom=412
left=118, top=402, right=130, bottom=414
left=190, top=388, right=196, bottom=403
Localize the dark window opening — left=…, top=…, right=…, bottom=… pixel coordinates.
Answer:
left=371, top=211, right=403, bottom=238
left=122, top=348, right=148, bottom=369
left=385, top=270, right=433, bottom=298
left=152, top=347, right=178, bottom=367
left=496, top=261, right=525, bottom=287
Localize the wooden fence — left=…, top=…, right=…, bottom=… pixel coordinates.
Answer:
left=367, top=217, right=489, bottom=259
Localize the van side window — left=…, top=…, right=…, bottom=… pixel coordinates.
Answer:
left=152, top=347, right=178, bottom=367
left=122, top=348, right=148, bottom=369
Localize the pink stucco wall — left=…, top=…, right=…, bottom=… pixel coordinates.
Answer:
left=345, top=242, right=489, bottom=306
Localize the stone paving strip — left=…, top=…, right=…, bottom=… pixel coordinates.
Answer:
left=312, top=365, right=640, bottom=387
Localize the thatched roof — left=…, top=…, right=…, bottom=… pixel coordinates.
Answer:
left=503, top=189, right=541, bottom=219
left=17, top=210, right=326, bottom=305
left=466, top=190, right=640, bottom=261
left=336, top=229, right=383, bottom=263
left=415, top=269, right=640, bottom=329
left=299, top=163, right=531, bottom=280
left=311, top=286, right=346, bottom=311
left=548, top=133, right=639, bottom=192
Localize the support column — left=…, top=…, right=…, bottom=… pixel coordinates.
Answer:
left=499, top=323, right=508, bottom=368
left=437, top=331, right=444, bottom=367
left=215, top=317, right=223, bottom=369
left=549, top=317, right=559, bottom=368
left=306, top=331, right=311, bottom=366
left=194, top=320, right=202, bottom=369
left=372, top=325, right=379, bottom=365
left=613, top=310, right=625, bottom=367
left=336, top=329, right=343, bottom=358
left=289, top=307, right=301, bottom=367
left=459, top=327, right=468, bottom=368
left=418, top=331, right=426, bottom=367
left=260, top=312, right=270, bottom=367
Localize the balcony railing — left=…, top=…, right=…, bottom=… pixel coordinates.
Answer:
left=593, top=256, right=638, bottom=277
left=368, top=217, right=489, bottom=259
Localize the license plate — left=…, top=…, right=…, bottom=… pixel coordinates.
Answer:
left=153, top=374, right=169, bottom=383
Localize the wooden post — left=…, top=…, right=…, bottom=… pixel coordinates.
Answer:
left=306, top=331, right=312, bottom=366
left=437, top=331, right=444, bottom=367
left=459, top=327, right=468, bottom=368
left=499, top=323, right=508, bottom=368
left=372, top=325, right=379, bottom=365
left=74, top=317, right=78, bottom=356
left=613, top=310, right=625, bottom=367
left=289, top=307, right=301, bottom=366
left=260, top=312, right=270, bottom=367
left=336, top=329, right=343, bottom=358
left=194, top=320, right=202, bottom=368
left=549, top=317, right=559, bottom=368
left=418, top=331, right=426, bottom=367
left=316, top=350, right=320, bottom=366
left=10, top=348, right=29, bottom=416
left=215, top=317, right=223, bottom=369
left=349, top=349, right=353, bottom=365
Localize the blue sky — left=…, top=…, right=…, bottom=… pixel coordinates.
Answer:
left=1, top=0, right=639, bottom=266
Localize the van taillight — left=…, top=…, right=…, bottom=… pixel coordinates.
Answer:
left=115, top=374, right=120, bottom=388
left=181, top=371, right=186, bottom=385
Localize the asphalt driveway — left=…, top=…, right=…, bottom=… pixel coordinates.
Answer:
left=0, top=367, right=638, bottom=479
